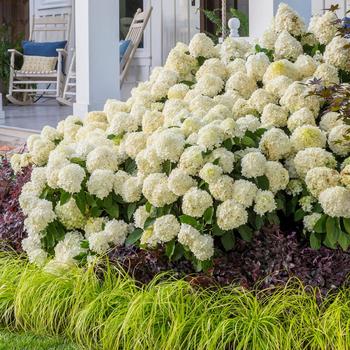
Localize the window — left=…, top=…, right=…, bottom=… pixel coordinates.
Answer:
left=200, top=0, right=249, bottom=38
left=120, top=0, right=144, bottom=47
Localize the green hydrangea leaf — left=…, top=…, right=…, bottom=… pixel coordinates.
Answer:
left=125, top=228, right=143, bottom=246
left=221, top=232, right=235, bottom=251
left=310, top=232, right=321, bottom=250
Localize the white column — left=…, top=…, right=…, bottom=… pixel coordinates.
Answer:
left=0, top=94, right=5, bottom=122
left=249, top=0, right=312, bottom=40
left=73, top=0, right=120, bottom=117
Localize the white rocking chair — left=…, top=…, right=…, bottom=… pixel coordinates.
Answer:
left=7, top=14, right=71, bottom=106
left=120, top=7, right=153, bottom=84
left=56, top=7, right=152, bottom=106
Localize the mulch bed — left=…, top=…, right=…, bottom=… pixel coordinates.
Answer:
left=0, top=158, right=30, bottom=252
left=109, top=225, right=350, bottom=296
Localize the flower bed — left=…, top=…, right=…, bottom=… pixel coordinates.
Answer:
left=7, top=4, right=350, bottom=277
left=2, top=155, right=350, bottom=297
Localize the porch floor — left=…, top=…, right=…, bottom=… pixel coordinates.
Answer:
left=1, top=102, right=72, bottom=131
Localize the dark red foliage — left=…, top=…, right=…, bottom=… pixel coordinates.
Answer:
left=109, top=226, right=350, bottom=295
left=0, top=157, right=31, bottom=252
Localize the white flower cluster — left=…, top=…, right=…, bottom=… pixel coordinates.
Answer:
left=12, top=3, right=350, bottom=268
left=274, top=3, right=305, bottom=36
left=324, top=36, right=350, bottom=72
left=308, top=11, right=340, bottom=45
left=178, top=224, right=214, bottom=261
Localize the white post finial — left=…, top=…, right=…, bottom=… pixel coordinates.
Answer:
left=228, top=17, right=240, bottom=37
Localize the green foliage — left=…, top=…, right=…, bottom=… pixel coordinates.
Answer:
left=1, top=253, right=350, bottom=349
left=0, top=330, right=77, bottom=350
left=201, top=8, right=222, bottom=41
left=310, top=214, right=350, bottom=251
left=125, top=228, right=142, bottom=245
left=255, top=44, right=274, bottom=62
left=201, top=7, right=249, bottom=42
left=309, top=82, right=350, bottom=126
left=0, top=24, right=23, bottom=96
left=220, top=231, right=235, bottom=251
left=256, top=175, right=270, bottom=191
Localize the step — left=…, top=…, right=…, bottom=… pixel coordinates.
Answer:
left=0, top=126, right=38, bottom=150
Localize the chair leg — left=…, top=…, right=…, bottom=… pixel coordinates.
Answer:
left=56, top=54, right=63, bottom=98
left=23, top=91, right=29, bottom=102
left=8, top=52, right=14, bottom=96
left=56, top=79, right=61, bottom=98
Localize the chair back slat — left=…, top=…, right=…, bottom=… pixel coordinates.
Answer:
left=34, top=17, right=69, bottom=24
left=29, top=14, right=71, bottom=43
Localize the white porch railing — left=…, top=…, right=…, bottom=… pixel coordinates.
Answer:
left=228, top=17, right=240, bottom=38
left=0, top=94, right=5, bottom=121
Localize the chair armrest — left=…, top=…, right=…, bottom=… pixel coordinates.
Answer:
left=56, top=48, right=68, bottom=56
left=8, top=49, right=23, bottom=56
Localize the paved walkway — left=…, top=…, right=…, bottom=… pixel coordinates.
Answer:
left=0, top=127, right=37, bottom=155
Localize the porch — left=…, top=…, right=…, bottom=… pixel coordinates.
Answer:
left=0, top=0, right=349, bottom=139
left=0, top=102, right=71, bottom=148
left=2, top=102, right=71, bottom=130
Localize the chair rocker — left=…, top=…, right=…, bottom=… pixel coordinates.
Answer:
left=7, top=14, right=71, bottom=106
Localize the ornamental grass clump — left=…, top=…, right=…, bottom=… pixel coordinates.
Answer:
left=1, top=252, right=350, bottom=349
left=9, top=3, right=350, bottom=271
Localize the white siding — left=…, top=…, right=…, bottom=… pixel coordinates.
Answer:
left=153, top=0, right=200, bottom=68
left=121, top=0, right=200, bottom=100
left=312, top=0, right=325, bottom=15
left=29, top=0, right=74, bottom=47
left=312, top=0, right=349, bottom=16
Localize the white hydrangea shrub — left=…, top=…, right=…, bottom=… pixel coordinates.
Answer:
left=11, top=3, right=350, bottom=270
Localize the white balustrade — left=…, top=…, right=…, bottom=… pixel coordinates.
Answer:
left=228, top=17, right=240, bottom=38
left=0, top=94, right=5, bottom=122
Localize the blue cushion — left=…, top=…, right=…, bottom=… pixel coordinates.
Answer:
left=119, top=40, right=132, bottom=62
left=22, top=40, right=67, bottom=57
left=343, top=17, right=350, bottom=29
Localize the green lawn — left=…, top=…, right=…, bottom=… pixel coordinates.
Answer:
left=0, top=330, right=77, bottom=350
